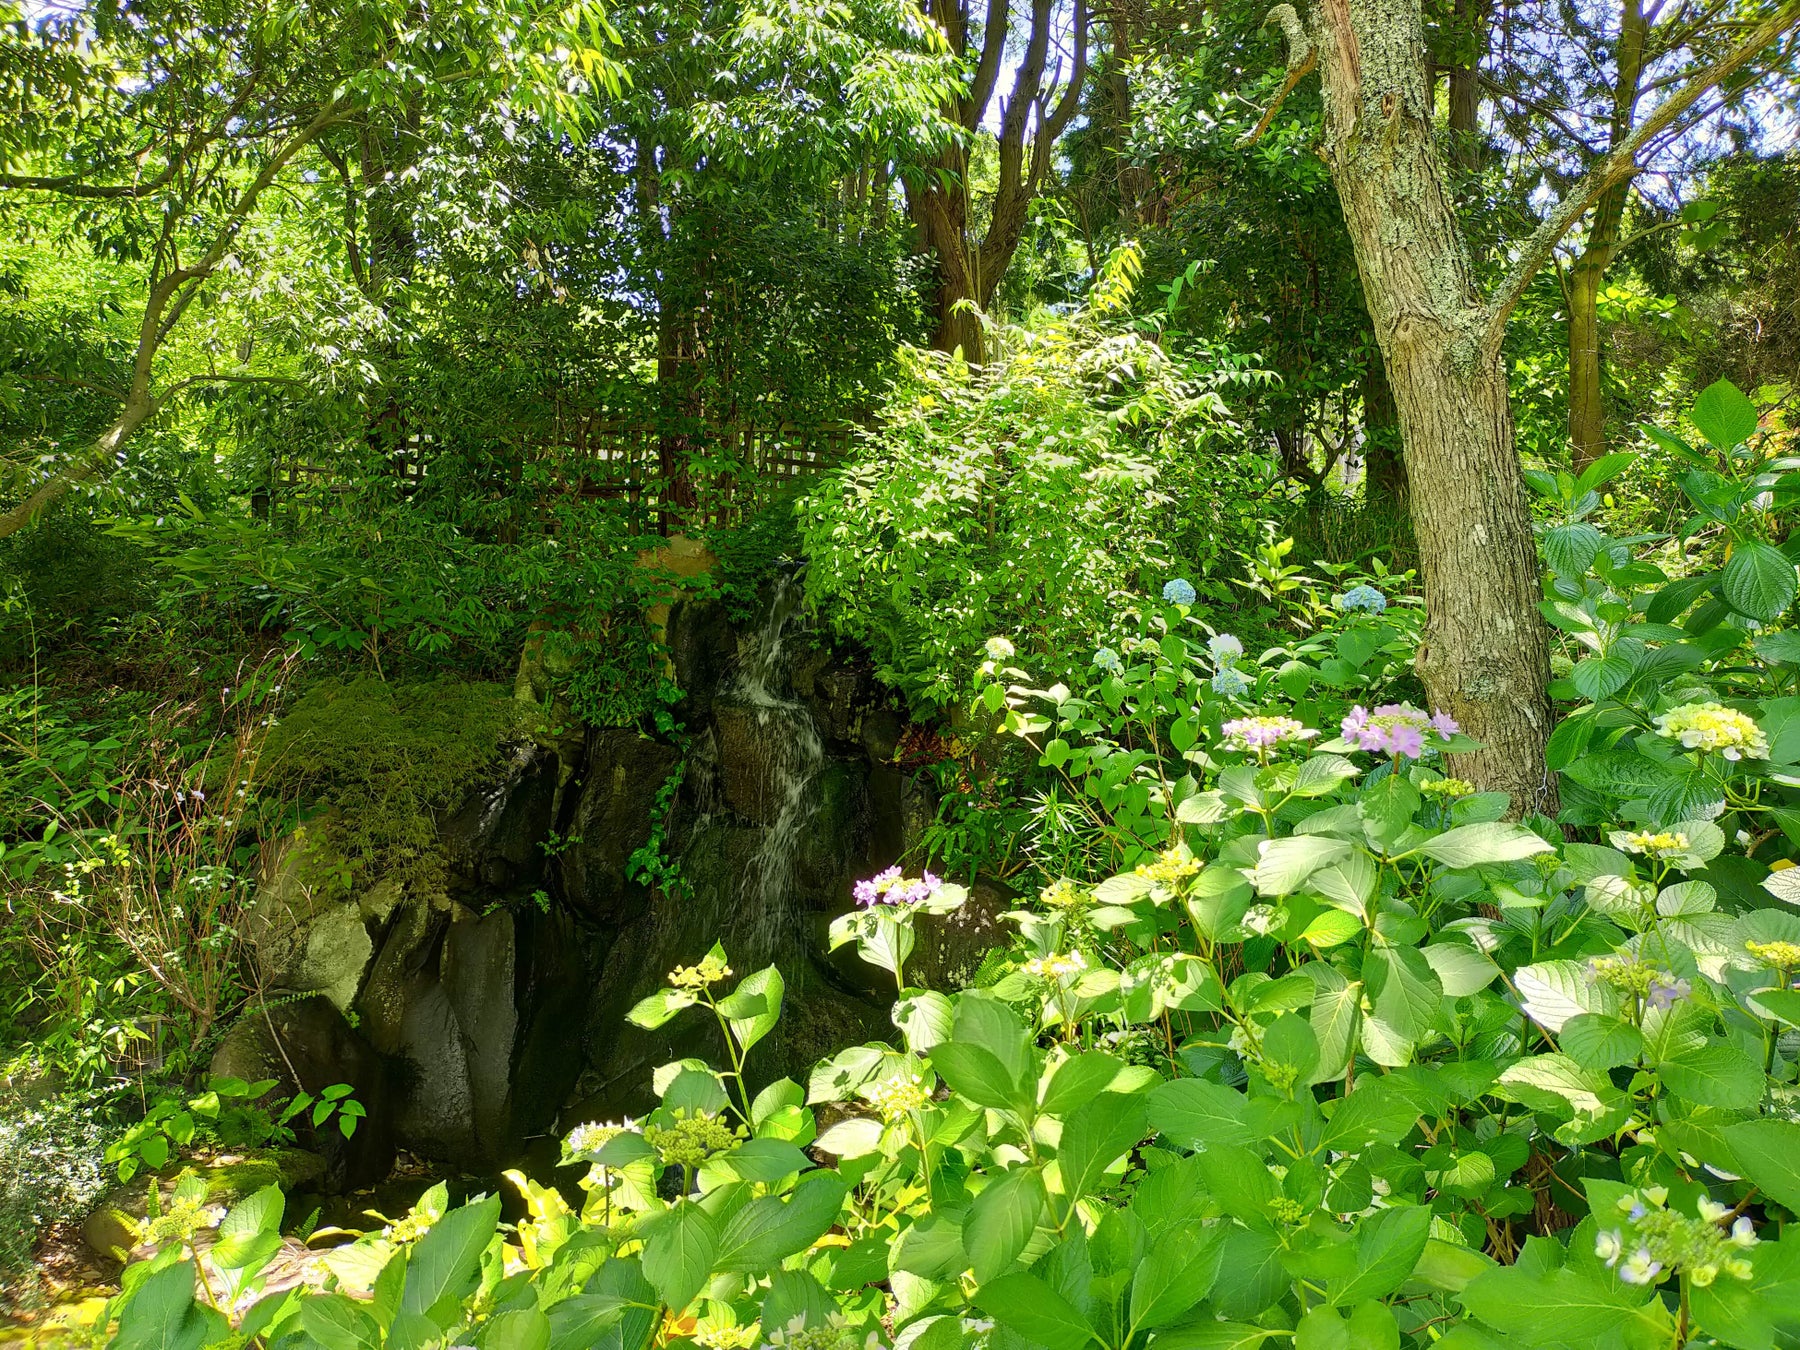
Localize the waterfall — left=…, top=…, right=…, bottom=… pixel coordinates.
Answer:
left=729, top=573, right=824, bottom=958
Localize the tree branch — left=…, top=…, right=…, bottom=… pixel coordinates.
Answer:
left=965, top=0, right=1012, bottom=128
left=1237, top=5, right=1318, bottom=148
left=1482, top=0, right=1800, bottom=350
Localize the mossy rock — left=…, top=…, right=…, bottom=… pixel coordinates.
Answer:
left=81, top=1149, right=324, bottom=1263
left=256, top=678, right=542, bottom=902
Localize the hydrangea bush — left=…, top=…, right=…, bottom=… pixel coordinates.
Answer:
left=74, top=383, right=1800, bottom=1350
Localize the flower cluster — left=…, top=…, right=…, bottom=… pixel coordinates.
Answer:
left=1587, top=954, right=1691, bottom=1010
left=1211, top=667, right=1252, bottom=696
left=1336, top=584, right=1388, bottom=614
left=1341, top=704, right=1458, bottom=758
left=1023, top=951, right=1088, bottom=981
left=1595, top=1189, right=1756, bottom=1288
left=1619, top=829, right=1689, bottom=857
left=761, top=1313, right=882, bottom=1350
left=1208, top=633, right=1244, bottom=666
left=1134, top=845, right=1201, bottom=888
left=669, top=952, right=733, bottom=989
left=1419, top=777, right=1475, bottom=799
left=853, top=866, right=944, bottom=907
left=644, top=1109, right=742, bottom=1170
left=1653, top=702, right=1769, bottom=760
left=1093, top=647, right=1124, bottom=674
left=694, top=1323, right=761, bottom=1350
left=564, top=1118, right=637, bottom=1159
left=984, top=636, right=1015, bottom=661
left=1163, top=577, right=1197, bottom=606
left=1038, top=878, right=1090, bottom=910
left=1746, top=939, right=1800, bottom=969
left=861, top=1074, right=931, bottom=1123
left=1220, top=716, right=1318, bottom=754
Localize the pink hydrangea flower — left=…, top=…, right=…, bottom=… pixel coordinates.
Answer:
left=1340, top=704, right=1458, bottom=759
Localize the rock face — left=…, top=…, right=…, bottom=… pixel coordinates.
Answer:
left=228, top=573, right=986, bottom=1174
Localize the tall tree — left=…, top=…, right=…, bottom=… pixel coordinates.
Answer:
left=1241, top=0, right=1800, bottom=807
left=909, top=0, right=1090, bottom=360
left=0, top=0, right=620, bottom=539
left=1484, top=0, right=1800, bottom=468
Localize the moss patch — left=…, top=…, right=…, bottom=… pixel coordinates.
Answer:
left=257, top=678, right=539, bottom=901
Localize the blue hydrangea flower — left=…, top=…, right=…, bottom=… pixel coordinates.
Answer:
left=1212, top=666, right=1252, bottom=696
left=1337, top=584, right=1387, bottom=614
left=1162, top=578, right=1197, bottom=606
left=1208, top=633, right=1244, bottom=666
left=1093, top=647, right=1123, bottom=674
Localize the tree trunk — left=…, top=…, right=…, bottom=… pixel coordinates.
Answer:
left=1444, top=0, right=1489, bottom=172
left=1362, top=351, right=1407, bottom=508
left=1566, top=0, right=1647, bottom=472
left=1307, top=0, right=1556, bottom=811
left=1566, top=262, right=1607, bottom=470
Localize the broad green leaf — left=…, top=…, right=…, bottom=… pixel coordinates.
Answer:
left=1254, top=835, right=1351, bottom=896
left=477, top=1309, right=550, bottom=1350
left=1461, top=1262, right=1669, bottom=1346
left=1514, top=961, right=1618, bottom=1033
left=1723, top=1120, right=1800, bottom=1215
left=725, top=964, right=784, bottom=1055
left=713, top=1171, right=849, bottom=1272
left=1659, top=1044, right=1763, bottom=1110
left=298, top=1296, right=383, bottom=1350
left=929, top=1043, right=1023, bottom=1111
left=1146, top=1078, right=1254, bottom=1150
left=1057, top=1092, right=1146, bottom=1203
left=642, top=1200, right=718, bottom=1312
left=1416, top=823, right=1553, bottom=869
left=1129, top=1222, right=1226, bottom=1330
left=400, top=1196, right=500, bottom=1321
left=1571, top=654, right=1632, bottom=701
left=1722, top=539, right=1797, bottom=623
left=1558, top=1014, right=1643, bottom=1072
left=114, top=1262, right=209, bottom=1350
left=1148, top=1323, right=1276, bottom=1349
left=973, top=1272, right=1096, bottom=1350
left=1693, top=379, right=1760, bottom=451
left=965, top=1166, right=1047, bottom=1284
left=1329, top=1205, right=1430, bottom=1305
left=625, top=987, right=696, bottom=1029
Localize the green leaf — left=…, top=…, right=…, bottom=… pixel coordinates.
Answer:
left=1558, top=1014, right=1643, bottom=1072
left=1543, top=522, right=1605, bottom=579
left=965, top=1167, right=1047, bottom=1284
left=1571, top=654, right=1632, bottom=701
left=1722, top=539, right=1797, bottom=622
left=1146, top=1078, right=1255, bottom=1150
left=1693, top=379, right=1760, bottom=451
left=1722, top=1121, right=1800, bottom=1215
left=642, top=1200, right=718, bottom=1313
left=1148, top=1323, right=1276, bottom=1349
left=929, top=1042, right=1022, bottom=1111
left=1254, top=836, right=1351, bottom=896
left=478, top=1309, right=551, bottom=1350
left=1057, top=1092, right=1146, bottom=1204
left=1129, top=1223, right=1226, bottom=1330
left=725, top=964, right=784, bottom=1055
left=1291, top=755, right=1361, bottom=799
left=1416, top=823, right=1553, bottom=869
left=298, top=1295, right=384, bottom=1350
left=1660, top=1045, right=1764, bottom=1110
left=625, top=987, right=697, bottom=1029
left=713, top=1171, right=849, bottom=1272
left=973, top=1272, right=1096, bottom=1350
left=113, top=1262, right=209, bottom=1350
left=1514, top=961, right=1618, bottom=1033
left=1330, top=1205, right=1430, bottom=1304
left=718, top=1138, right=812, bottom=1183
left=400, top=1195, right=500, bottom=1321
left=1461, top=1262, right=1668, bottom=1346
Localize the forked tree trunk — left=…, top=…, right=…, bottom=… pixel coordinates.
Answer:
left=1567, top=262, right=1607, bottom=470
left=1303, top=0, right=1557, bottom=811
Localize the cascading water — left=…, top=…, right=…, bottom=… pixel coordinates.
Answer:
left=729, top=573, right=824, bottom=959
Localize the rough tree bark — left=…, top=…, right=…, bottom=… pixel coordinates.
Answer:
left=910, top=0, right=1088, bottom=361
left=1243, top=0, right=1800, bottom=807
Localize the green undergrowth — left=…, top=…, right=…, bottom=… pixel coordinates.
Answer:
left=255, top=677, right=541, bottom=901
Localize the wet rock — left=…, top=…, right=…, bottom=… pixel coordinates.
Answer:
left=82, top=1149, right=326, bottom=1263
left=241, top=837, right=375, bottom=1012
left=209, top=994, right=394, bottom=1190
left=561, top=730, right=683, bottom=926
left=438, top=740, right=564, bottom=896
left=356, top=902, right=584, bottom=1168
left=909, top=878, right=1015, bottom=991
